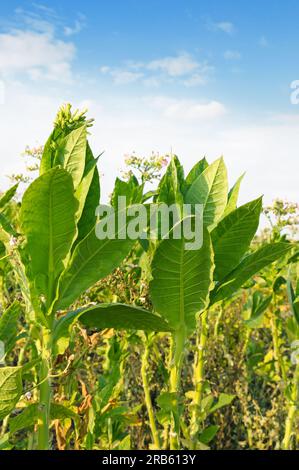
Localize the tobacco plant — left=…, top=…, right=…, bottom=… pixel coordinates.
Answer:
left=0, top=105, right=170, bottom=450
left=106, top=155, right=294, bottom=449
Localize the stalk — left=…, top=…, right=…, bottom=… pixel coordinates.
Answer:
left=141, top=341, right=160, bottom=449
left=281, top=363, right=299, bottom=450
left=270, top=311, right=287, bottom=383
left=190, top=310, right=208, bottom=447
left=169, top=328, right=186, bottom=450
left=214, top=303, right=223, bottom=337
left=37, top=327, right=52, bottom=450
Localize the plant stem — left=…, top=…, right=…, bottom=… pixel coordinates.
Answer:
left=37, top=327, right=52, bottom=450
left=169, top=328, right=186, bottom=450
left=282, top=363, right=299, bottom=450
left=270, top=310, right=287, bottom=383
left=214, top=303, right=223, bottom=337
left=141, top=340, right=160, bottom=449
left=190, top=310, right=208, bottom=447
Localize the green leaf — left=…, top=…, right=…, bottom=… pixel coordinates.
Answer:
left=211, top=197, right=262, bottom=281
left=79, top=303, right=172, bottom=332
left=20, top=168, right=77, bottom=302
left=0, top=301, right=22, bottom=353
left=199, top=425, right=219, bottom=444
left=222, top=173, right=245, bottom=218
left=56, top=125, right=87, bottom=189
left=245, top=292, right=272, bottom=329
left=0, top=367, right=22, bottom=420
left=273, top=275, right=286, bottom=293
left=9, top=404, right=38, bottom=433
left=185, top=157, right=228, bottom=229
left=287, top=278, right=299, bottom=326
left=0, top=432, right=12, bottom=450
left=0, top=213, right=17, bottom=236
left=54, top=210, right=135, bottom=310
left=150, top=228, right=214, bottom=332
left=0, top=184, right=18, bottom=209
left=157, top=392, right=179, bottom=412
left=50, top=403, right=79, bottom=421
left=156, top=156, right=185, bottom=206
left=76, top=148, right=101, bottom=243
left=75, top=144, right=100, bottom=222
left=185, top=157, right=208, bottom=188
left=112, top=175, right=143, bottom=208
left=53, top=311, right=79, bottom=355
left=210, top=243, right=293, bottom=305
left=9, top=402, right=78, bottom=433
left=208, top=393, right=235, bottom=414
left=117, top=435, right=131, bottom=450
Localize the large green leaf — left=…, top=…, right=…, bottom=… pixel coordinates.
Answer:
left=55, top=125, right=87, bottom=189
left=222, top=173, right=245, bottom=218
left=77, top=165, right=100, bottom=244
left=79, top=303, right=172, bottom=332
left=0, top=302, right=22, bottom=353
left=156, top=156, right=185, bottom=206
left=150, top=229, right=214, bottom=332
left=185, top=157, right=208, bottom=189
left=74, top=143, right=99, bottom=222
left=21, top=168, right=77, bottom=302
left=40, top=130, right=57, bottom=175
left=0, top=184, right=18, bottom=210
left=111, top=175, right=143, bottom=208
left=210, top=243, right=293, bottom=305
left=211, top=197, right=262, bottom=281
left=185, top=157, right=228, bottom=229
left=53, top=211, right=135, bottom=310
left=0, top=367, right=22, bottom=420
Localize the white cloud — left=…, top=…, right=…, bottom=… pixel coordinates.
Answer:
left=224, top=50, right=241, bottom=60
left=100, top=66, right=111, bottom=74
left=100, top=66, right=143, bottom=84
left=147, top=53, right=199, bottom=77
left=64, top=14, right=86, bottom=36
left=111, top=70, right=144, bottom=85
left=100, top=53, right=212, bottom=88
left=0, top=30, right=75, bottom=82
left=210, top=21, right=235, bottom=35
left=148, top=96, right=227, bottom=120
left=14, top=7, right=57, bottom=35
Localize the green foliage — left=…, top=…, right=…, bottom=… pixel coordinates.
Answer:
left=244, top=292, right=272, bottom=329
left=0, top=104, right=297, bottom=451
left=79, top=303, right=172, bottom=332
left=0, top=185, right=19, bottom=210
left=211, top=243, right=293, bottom=305
left=185, top=157, right=228, bottom=228
left=0, top=367, right=22, bottom=421
left=211, top=197, right=263, bottom=280
left=150, top=227, right=214, bottom=333
left=21, top=168, right=78, bottom=304
left=0, top=301, right=22, bottom=353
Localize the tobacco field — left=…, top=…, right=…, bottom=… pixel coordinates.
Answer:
left=0, top=105, right=298, bottom=451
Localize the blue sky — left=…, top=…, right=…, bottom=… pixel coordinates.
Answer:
left=0, top=0, right=298, bottom=205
